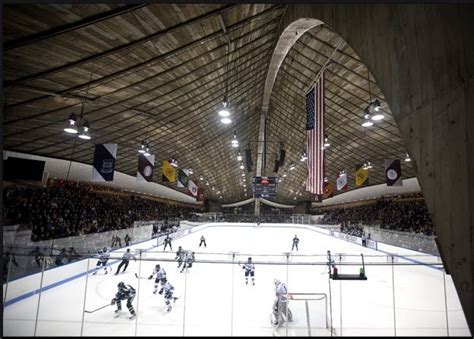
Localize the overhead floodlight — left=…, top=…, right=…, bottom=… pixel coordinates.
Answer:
left=237, top=151, right=242, bottom=161
left=239, top=164, right=244, bottom=170
left=282, top=173, right=287, bottom=178
left=138, top=140, right=146, bottom=154
left=300, top=152, right=307, bottom=161
left=405, top=153, right=411, bottom=162
left=200, top=176, right=204, bottom=181
left=371, top=101, right=384, bottom=120
left=78, top=120, right=91, bottom=140
left=188, top=168, right=194, bottom=175
left=324, top=135, right=330, bottom=148
left=362, top=113, right=373, bottom=127
left=366, top=160, right=373, bottom=169
left=206, top=182, right=210, bottom=186
left=241, top=173, right=245, bottom=177
left=144, top=147, right=150, bottom=156
left=289, top=162, right=295, bottom=170
left=64, top=113, right=78, bottom=134
left=218, top=97, right=230, bottom=117
left=221, top=117, right=232, bottom=124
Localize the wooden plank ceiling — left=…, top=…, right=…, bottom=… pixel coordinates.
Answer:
left=3, top=4, right=414, bottom=204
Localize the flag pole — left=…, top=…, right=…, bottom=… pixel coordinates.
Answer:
left=304, top=39, right=345, bottom=96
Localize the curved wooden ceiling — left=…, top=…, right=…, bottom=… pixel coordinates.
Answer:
left=2, top=4, right=414, bottom=204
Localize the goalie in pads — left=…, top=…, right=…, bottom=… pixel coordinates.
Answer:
left=271, top=279, right=293, bottom=328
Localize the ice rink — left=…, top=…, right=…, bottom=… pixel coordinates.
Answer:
left=3, top=223, right=471, bottom=336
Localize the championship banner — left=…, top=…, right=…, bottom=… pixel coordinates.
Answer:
left=385, top=159, right=402, bottom=186
left=355, top=164, right=369, bottom=187
left=337, top=173, right=348, bottom=191
left=162, top=160, right=176, bottom=182
left=323, top=181, right=335, bottom=199
left=188, top=179, right=198, bottom=197
left=92, top=144, right=117, bottom=182
left=137, top=154, right=155, bottom=182
left=177, top=169, right=189, bottom=188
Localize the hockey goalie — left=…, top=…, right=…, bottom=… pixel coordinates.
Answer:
left=270, top=279, right=293, bottom=328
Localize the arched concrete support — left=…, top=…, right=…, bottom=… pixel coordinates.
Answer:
left=277, top=4, right=474, bottom=332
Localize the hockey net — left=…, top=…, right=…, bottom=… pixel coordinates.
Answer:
left=284, top=292, right=333, bottom=336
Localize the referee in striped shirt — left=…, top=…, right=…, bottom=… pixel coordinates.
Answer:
left=115, top=249, right=136, bottom=275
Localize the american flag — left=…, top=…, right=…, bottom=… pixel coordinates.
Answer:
left=306, top=71, right=325, bottom=195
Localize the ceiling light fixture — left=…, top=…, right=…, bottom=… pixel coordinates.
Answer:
left=64, top=113, right=79, bottom=134
left=300, top=151, right=307, bottom=161
left=231, top=132, right=239, bottom=148
left=289, top=162, right=295, bottom=170
left=324, top=135, right=330, bottom=148
left=78, top=120, right=91, bottom=140
left=144, top=145, right=151, bottom=157
left=405, top=153, right=411, bottom=162
left=138, top=140, right=146, bottom=154
left=237, top=150, right=242, bottom=161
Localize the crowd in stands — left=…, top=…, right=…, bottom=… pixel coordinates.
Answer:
left=3, top=181, right=199, bottom=241
left=318, top=196, right=434, bottom=236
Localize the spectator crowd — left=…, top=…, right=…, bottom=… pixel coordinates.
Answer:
left=3, top=181, right=199, bottom=241
left=317, top=195, right=434, bottom=236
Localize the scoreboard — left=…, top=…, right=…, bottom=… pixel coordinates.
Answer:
left=252, top=176, right=277, bottom=198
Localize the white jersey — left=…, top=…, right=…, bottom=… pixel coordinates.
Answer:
left=185, top=252, right=194, bottom=263
left=243, top=263, right=255, bottom=273
left=160, top=282, right=174, bottom=298
left=98, top=251, right=110, bottom=263
left=275, top=282, right=288, bottom=301
left=152, top=267, right=166, bottom=280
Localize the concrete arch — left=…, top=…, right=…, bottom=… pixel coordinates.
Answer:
left=268, top=4, right=474, bottom=332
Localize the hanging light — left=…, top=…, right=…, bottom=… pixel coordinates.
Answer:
left=237, top=151, right=242, bottom=161
left=144, top=144, right=151, bottom=156
left=64, top=113, right=79, bottom=134
left=218, top=97, right=230, bottom=117
left=170, top=159, right=178, bottom=167
left=282, top=173, right=287, bottom=178
left=366, top=160, right=373, bottom=169
left=371, top=100, right=384, bottom=121
left=188, top=168, right=194, bottom=175
left=300, top=151, right=307, bottom=161
left=78, top=120, right=91, bottom=140
left=362, top=112, right=373, bottom=127
left=138, top=140, right=146, bottom=154
left=339, top=169, right=346, bottom=176
left=200, top=176, right=204, bottom=181
left=221, top=117, right=232, bottom=124
left=405, top=153, right=411, bottom=162
left=324, top=135, right=330, bottom=148
left=289, top=162, right=295, bottom=170
left=231, top=132, right=239, bottom=148
left=324, top=176, right=328, bottom=183
left=241, top=173, right=245, bottom=177
left=239, top=164, right=244, bottom=170
left=206, top=181, right=210, bottom=186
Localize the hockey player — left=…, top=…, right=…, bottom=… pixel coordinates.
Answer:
left=93, top=247, right=110, bottom=275
left=180, top=251, right=195, bottom=273
left=175, top=246, right=185, bottom=268
left=148, top=264, right=167, bottom=294
left=242, top=257, right=255, bottom=285
left=111, top=282, right=136, bottom=319
left=158, top=277, right=178, bottom=312
left=199, top=235, right=206, bottom=247
left=325, top=250, right=335, bottom=274
left=115, top=248, right=136, bottom=275
left=291, top=235, right=299, bottom=251
left=163, top=234, right=172, bottom=251
left=271, top=278, right=293, bottom=327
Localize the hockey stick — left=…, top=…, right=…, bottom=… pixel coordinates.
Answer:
left=135, top=273, right=149, bottom=279
left=84, top=304, right=110, bottom=313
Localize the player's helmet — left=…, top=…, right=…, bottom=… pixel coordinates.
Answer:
left=103, top=247, right=107, bottom=252
left=118, top=282, right=125, bottom=289
left=274, top=279, right=280, bottom=286
left=155, top=264, right=160, bottom=269
left=248, top=257, right=252, bottom=261
left=161, top=278, right=167, bottom=284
